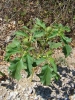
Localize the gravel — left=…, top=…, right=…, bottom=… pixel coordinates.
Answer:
left=0, top=64, right=75, bottom=100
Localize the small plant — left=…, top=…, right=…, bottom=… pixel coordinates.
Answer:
left=5, top=18, right=72, bottom=85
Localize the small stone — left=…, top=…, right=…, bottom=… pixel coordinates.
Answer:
left=0, top=18, right=2, bottom=21
left=62, top=70, right=66, bottom=74
left=51, top=91, right=56, bottom=97
left=1, top=81, right=5, bottom=83
left=18, top=85, right=22, bottom=90
left=33, top=82, right=37, bottom=87
left=5, top=80, right=10, bottom=84
left=28, top=87, right=33, bottom=94
left=70, top=83, right=75, bottom=88
left=14, top=84, right=18, bottom=89
left=5, top=36, right=11, bottom=43
left=70, top=71, right=72, bottom=76
left=34, top=96, right=39, bottom=100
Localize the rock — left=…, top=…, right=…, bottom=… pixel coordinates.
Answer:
left=1, top=81, right=5, bottom=83
left=28, top=87, right=33, bottom=94
left=5, top=36, right=11, bottom=43
left=0, top=18, right=2, bottom=21
left=51, top=91, right=56, bottom=97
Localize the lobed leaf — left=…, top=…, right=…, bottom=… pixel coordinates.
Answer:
left=8, top=58, right=26, bottom=80
left=35, top=18, right=46, bottom=29
left=37, top=64, right=52, bottom=85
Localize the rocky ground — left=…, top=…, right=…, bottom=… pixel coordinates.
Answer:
left=0, top=56, right=75, bottom=100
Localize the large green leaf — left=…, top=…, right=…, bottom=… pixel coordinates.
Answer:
left=8, top=58, right=26, bottom=80
left=26, top=54, right=34, bottom=77
left=48, top=42, right=62, bottom=49
left=37, top=64, right=52, bottom=85
left=63, top=44, right=72, bottom=57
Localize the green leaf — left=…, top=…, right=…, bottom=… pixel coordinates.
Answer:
left=36, top=18, right=46, bottom=29
left=48, top=42, right=62, bottom=49
left=62, top=36, right=72, bottom=43
left=33, top=30, right=45, bottom=38
left=14, top=31, right=28, bottom=37
left=52, top=72, right=60, bottom=80
left=7, top=39, right=20, bottom=49
left=26, top=54, right=34, bottom=77
left=37, top=64, right=52, bottom=85
left=5, top=40, right=21, bottom=61
left=63, top=44, right=72, bottom=57
left=49, top=57, right=57, bottom=73
left=64, top=26, right=71, bottom=32
left=48, top=30, right=58, bottom=39
left=35, top=57, right=45, bottom=65
left=8, top=58, right=26, bottom=80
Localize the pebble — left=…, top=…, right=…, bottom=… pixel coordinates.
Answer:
left=1, top=81, right=5, bottom=83
left=28, top=87, right=33, bottom=94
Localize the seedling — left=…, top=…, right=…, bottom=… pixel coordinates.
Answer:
left=5, top=18, right=72, bottom=85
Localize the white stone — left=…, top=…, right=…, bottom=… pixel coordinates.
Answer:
left=0, top=18, right=2, bottom=21
left=5, top=36, right=11, bottom=43
left=1, top=81, right=4, bottom=83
